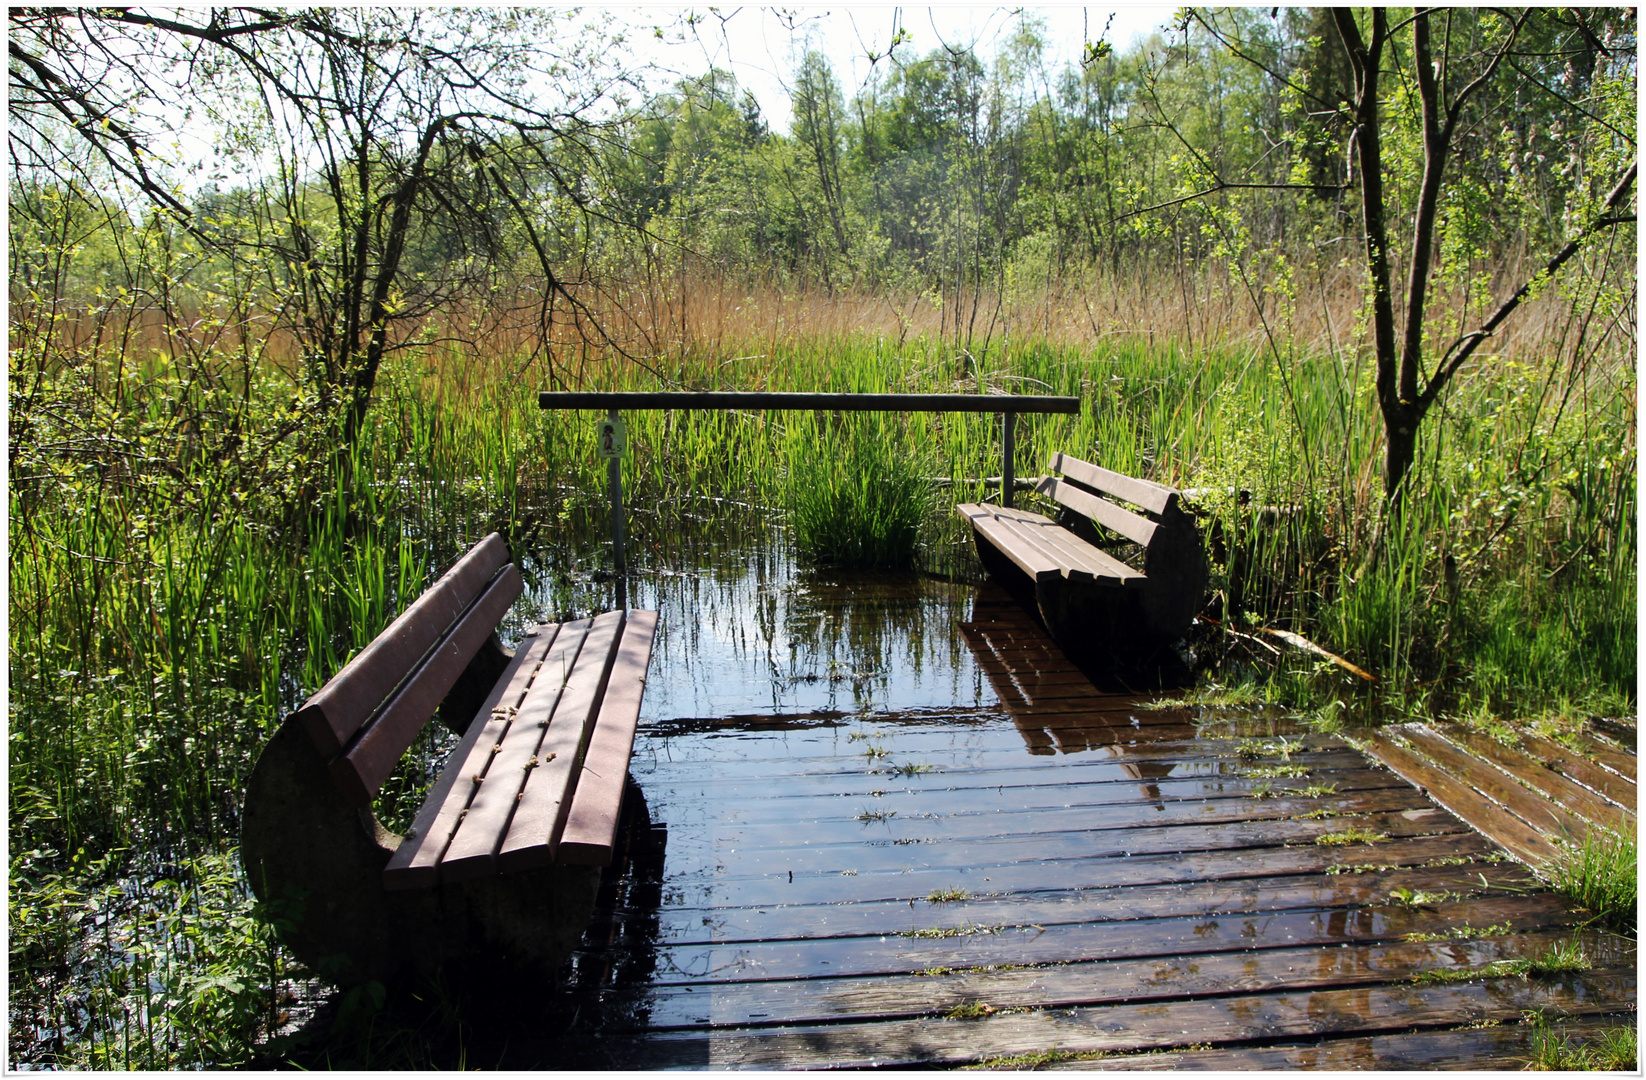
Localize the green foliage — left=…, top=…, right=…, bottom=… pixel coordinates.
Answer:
left=784, top=413, right=936, bottom=569
left=1526, top=1015, right=1637, bottom=1071
left=1549, top=828, right=1637, bottom=936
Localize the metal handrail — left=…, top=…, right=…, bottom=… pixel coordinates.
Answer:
left=537, top=391, right=1079, bottom=413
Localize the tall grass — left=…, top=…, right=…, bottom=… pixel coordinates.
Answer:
left=784, top=412, right=937, bottom=569
left=1549, top=828, right=1637, bottom=936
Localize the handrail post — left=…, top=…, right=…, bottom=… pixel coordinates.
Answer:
left=1002, top=411, right=1016, bottom=509
left=608, top=408, right=627, bottom=610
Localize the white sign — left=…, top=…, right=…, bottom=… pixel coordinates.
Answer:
left=597, top=418, right=627, bottom=459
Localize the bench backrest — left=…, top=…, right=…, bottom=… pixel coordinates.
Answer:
left=293, top=533, right=524, bottom=806
left=1036, top=452, right=1208, bottom=636
left=1035, top=452, right=1181, bottom=551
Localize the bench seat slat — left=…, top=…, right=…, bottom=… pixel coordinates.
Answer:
left=329, top=563, right=525, bottom=806
left=381, top=625, right=561, bottom=891
left=296, top=534, right=512, bottom=757
left=956, top=504, right=1060, bottom=581
left=986, top=510, right=1104, bottom=583
left=988, top=506, right=1146, bottom=587
left=1037, top=476, right=1160, bottom=550
left=497, top=610, right=627, bottom=873
left=558, top=611, right=660, bottom=866
left=438, top=618, right=594, bottom=882
left=1048, top=452, right=1179, bottom=517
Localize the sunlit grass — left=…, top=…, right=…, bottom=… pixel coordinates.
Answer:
left=1548, top=828, right=1637, bottom=936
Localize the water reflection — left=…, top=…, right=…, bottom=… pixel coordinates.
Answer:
left=960, top=582, right=1189, bottom=806
left=521, top=532, right=999, bottom=722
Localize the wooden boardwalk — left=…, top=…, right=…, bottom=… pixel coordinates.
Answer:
left=565, top=584, right=1635, bottom=1069
left=1361, top=722, right=1636, bottom=868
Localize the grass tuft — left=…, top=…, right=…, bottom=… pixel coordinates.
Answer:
left=1526, top=1016, right=1636, bottom=1070
left=785, top=413, right=934, bottom=569
left=1403, top=921, right=1512, bottom=942
left=1315, top=825, right=1390, bottom=846
left=1548, top=827, right=1637, bottom=936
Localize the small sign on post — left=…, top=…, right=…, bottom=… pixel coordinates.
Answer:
left=597, top=417, right=627, bottom=458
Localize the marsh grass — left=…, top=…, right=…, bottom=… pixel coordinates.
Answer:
left=785, top=412, right=936, bottom=569
left=1525, top=1010, right=1637, bottom=1071
left=1549, top=828, right=1637, bottom=936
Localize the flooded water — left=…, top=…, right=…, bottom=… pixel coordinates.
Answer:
left=519, top=529, right=995, bottom=723
left=457, top=533, right=1632, bottom=1071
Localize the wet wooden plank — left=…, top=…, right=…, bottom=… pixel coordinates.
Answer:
left=1442, top=726, right=1634, bottom=834
left=628, top=832, right=1507, bottom=911
left=560, top=610, right=660, bottom=866
left=294, top=533, right=512, bottom=756
left=1398, top=724, right=1593, bottom=840
left=631, top=745, right=1414, bottom=801
left=631, top=755, right=1352, bottom=801
left=615, top=969, right=1633, bottom=1069
left=1357, top=730, right=1562, bottom=868
left=1574, top=731, right=1637, bottom=782
left=1519, top=731, right=1638, bottom=808
left=616, top=862, right=1545, bottom=949
left=625, top=893, right=1577, bottom=987
left=329, top=564, right=524, bottom=804
left=648, top=786, right=1434, bottom=858
left=639, top=769, right=1412, bottom=830
left=631, top=929, right=1629, bottom=1030
left=652, top=805, right=1470, bottom=883
left=382, top=626, right=557, bottom=890
left=498, top=610, right=627, bottom=872
left=438, top=618, right=592, bottom=881
left=634, top=732, right=1356, bottom=775
left=636, top=716, right=1238, bottom=765
left=1061, top=1017, right=1640, bottom=1070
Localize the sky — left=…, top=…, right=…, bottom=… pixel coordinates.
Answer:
left=612, top=5, right=1180, bottom=133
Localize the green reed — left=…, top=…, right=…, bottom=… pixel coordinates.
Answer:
left=784, top=412, right=937, bottom=569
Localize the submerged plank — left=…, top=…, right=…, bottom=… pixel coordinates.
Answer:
left=629, top=893, right=1576, bottom=987
left=649, top=786, right=1435, bottom=860
left=620, top=832, right=1508, bottom=911
left=617, top=860, right=1546, bottom=950
left=631, top=929, right=1629, bottom=1030
left=652, top=805, right=1472, bottom=884
left=615, top=970, right=1633, bottom=1069
left=1060, top=1017, right=1641, bottom=1071
left=640, top=768, right=1411, bottom=833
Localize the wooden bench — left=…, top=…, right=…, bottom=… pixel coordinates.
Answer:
left=957, top=452, right=1207, bottom=660
left=240, top=533, right=658, bottom=985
